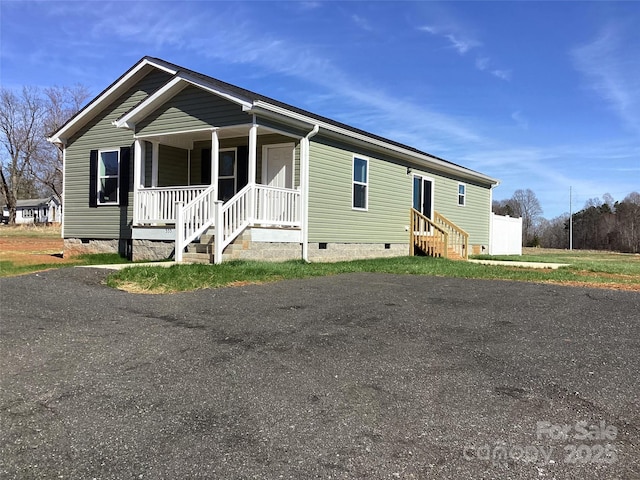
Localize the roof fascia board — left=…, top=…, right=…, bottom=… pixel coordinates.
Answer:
left=48, top=57, right=177, bottom=144
left=251, top=101, right=498, bottom=185
left=177, top=71, right=253, bottom=109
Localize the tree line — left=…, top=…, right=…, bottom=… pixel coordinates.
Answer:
left=0, top=85, right=89, bottom=223
left=493, top=189, right=640, bottom=253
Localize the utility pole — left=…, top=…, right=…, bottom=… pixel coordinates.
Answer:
left=569, top=186, right=573, bottom=251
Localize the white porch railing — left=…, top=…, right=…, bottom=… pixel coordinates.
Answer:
left=169, top=184, right=301, bottom=264
left=255, top=185, right=301, bottom=226
left=135, top=186, right=208, bottom=224
left=175, top=185, right=217, bottom=262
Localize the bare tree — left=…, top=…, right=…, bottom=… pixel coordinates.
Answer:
left=539, top=213, right=570, bottom=248
left=0, top=87, right=44, bottom=224
left=509, top=189, right=543, bottom=246
left=0, top=85, right=89, bottom=223
left=35, top=85, right=91, bottom=203
left=492, top=198, right=515, bottom=216
left=616, top=192, right=640, bottom=253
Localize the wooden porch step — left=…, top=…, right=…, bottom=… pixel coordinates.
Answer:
left=447, top=248, right=465, bottom=261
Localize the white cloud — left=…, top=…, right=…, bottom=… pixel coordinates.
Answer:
left=418, top=25, right=480, bottom=54
left=491, top=69, right=511, bottom=81
left=419, top=25, right=510, bottom=80
left=352, top=14, right=373, bottom=31
left=571, top=24, right=640, bottom=133
left=475, top=56, right=489, bottom=71
left=418, top=25, right=438, bottom=35
left=444, top=33, right=481, bottom=54
left=511, top=111, right=528, bottom=130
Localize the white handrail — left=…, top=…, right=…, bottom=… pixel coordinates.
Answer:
left=213, top=184, right=252, bottom=263
left=175, top=185, right=216, bottom=262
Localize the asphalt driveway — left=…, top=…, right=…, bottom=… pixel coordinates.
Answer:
left=1, top=268, right=638, bottom=479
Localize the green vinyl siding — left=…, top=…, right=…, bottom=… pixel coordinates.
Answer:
left=308, top=139, right=411, bottom=244
left=157, top=145, right=189, bottom=186
left=136, top=85, right=248, bottom=136
left=64, top=69, right=171, bottom=238
left=308, top=138, right=492, bottom=245
left=431, top=176, right=491, bottom=245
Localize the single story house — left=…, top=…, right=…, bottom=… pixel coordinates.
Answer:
left=2, top=196, right=61, bottom=224
left=48, top=57, right=499, bottom=263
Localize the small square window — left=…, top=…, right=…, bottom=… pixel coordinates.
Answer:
left=458, top=183, right=466, bottom=206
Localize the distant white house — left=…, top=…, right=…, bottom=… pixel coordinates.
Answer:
left=2, top=196, right=61, bottom=224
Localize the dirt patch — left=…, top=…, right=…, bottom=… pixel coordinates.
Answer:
left=543, top=280, right=640, bottom=292
left=574, top=270, right=638, bottom=280
left=0, top=234, right=74, bottom=266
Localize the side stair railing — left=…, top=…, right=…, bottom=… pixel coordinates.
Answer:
left=175, top=185, right=217, bottom=262
left=214, top=183, right=253, bottom=264
left=410, top=208, right=448, bottom=258
left=433, top=211, right=469, bottom=260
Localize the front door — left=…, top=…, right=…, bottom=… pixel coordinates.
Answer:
left=413, top=175, right=433, bottom=219
left=263, top=144, right=294, bottom=188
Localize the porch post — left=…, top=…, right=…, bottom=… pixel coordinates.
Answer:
left=133, top=139, right=143, bottom=225
left=301, top=125, right=319, bottom=262
left=211, top=128, right=219, bottom=199
left=248, top=122, right=257, bottom=221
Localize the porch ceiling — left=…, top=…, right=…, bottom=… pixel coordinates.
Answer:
left=135, top=124, right=295, bottom=150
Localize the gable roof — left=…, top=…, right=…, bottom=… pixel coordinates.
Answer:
left=50, top=56, right=498, bottom=186
left=47, top=58, right=177, bottom=145
left=3, top=197, right=59, bottom=209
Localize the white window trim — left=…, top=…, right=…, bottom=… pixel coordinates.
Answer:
left=412, top=173, right=435, bottom=219
left=352, top=155, right=369, bottom=211
left=458, top=182, right=466, bottom=207
left=218, top=147, right=237, bottom=195
left=97, top=148, right=120, bottom=205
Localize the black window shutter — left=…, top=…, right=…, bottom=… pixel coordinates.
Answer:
left=119, top=146, right=131, bottom=206
left=237, top=146, right=249, bottom=189
left=89, top=150, right=98, bottom=208
left=201, top=148, right=211, bottom=184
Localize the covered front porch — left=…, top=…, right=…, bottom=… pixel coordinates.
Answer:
left=130, top=124, right=304, bottom=263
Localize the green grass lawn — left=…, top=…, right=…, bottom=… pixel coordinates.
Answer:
left=3, top=225, right=638, bottom=292
left=106, top=251, right=640, bottom=293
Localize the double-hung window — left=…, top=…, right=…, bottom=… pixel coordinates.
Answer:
left=98, top=149, right=120, bottom=204
left=458, top=183, right=466, bottom=206
left=352, top=156, right=368, bottom=210
left=218, top=149, right=237, bottom=203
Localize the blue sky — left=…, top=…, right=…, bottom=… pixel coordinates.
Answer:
left=1, top=1, right=639, bottom=218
